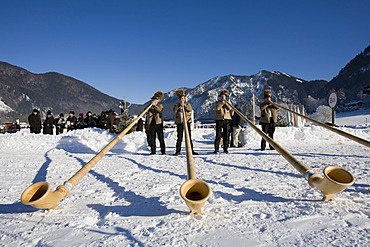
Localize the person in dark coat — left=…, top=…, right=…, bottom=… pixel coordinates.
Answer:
left=259, top=89, right=278, bottom=151
left=76, top=113, right=86, bottom=129
left=228, top=111, right=234, bottom=147
left=93, top=114, right=99, bottom=127
left=107, top=109, right=121, bottom=133
left=136, top=117, right=144, bottom=131
left=28, top=109, right=42, bottom=134
left=66, top=111, right=77, bottom=131
left=54, top=113, right=66, bottom=135
left=231, top=104, right=243, bottom=147
left=43, top=110, right=54, bottom=135
left=99, top=111, right=109, bottom=129
left=107, top=111, right=114, bottom=132
left=113, top=115, right=121, bottom=132
left=84, top=111, right=96, bottom=128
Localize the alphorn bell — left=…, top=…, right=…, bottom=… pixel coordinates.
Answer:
left=21, top=104, right=154, bottom=209
left=273, top=103, right=370, bottom=148
left=226, top=101, right=354, bottom=201
left=179, top=104, right=211, bottom=214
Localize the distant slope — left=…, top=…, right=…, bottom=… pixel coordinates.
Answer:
left=324, top=45, right=370, bottom=106
left=0, top=62, right=123, bottom=120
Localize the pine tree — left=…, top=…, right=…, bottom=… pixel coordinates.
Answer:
left=116, top=99, right=135, bottom=134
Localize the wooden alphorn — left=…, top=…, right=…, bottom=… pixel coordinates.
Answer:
left=226, top=101, right=354, bottom=201
left=179, top=104, right=211, bottom=214
left=21, top=104, right=153, bottom=209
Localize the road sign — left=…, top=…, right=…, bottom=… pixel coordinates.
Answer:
left=328, top=93, right=337, bottom=108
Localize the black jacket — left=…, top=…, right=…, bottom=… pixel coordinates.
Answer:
left=84, top=116, right=96, bottom=127
left=28, top=113, right=42, bottom=134
left=43, top=116, right=54, bottom=135
left=232, top=112, right=241, bottom=127
left=66, top=116, right=77, bottom=130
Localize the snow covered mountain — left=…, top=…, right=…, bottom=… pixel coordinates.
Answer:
left=156, top=71, right=323, bottom=120
left=1, top=44, right=368, bottom=122
left=144, top=45, right=370, bottom=120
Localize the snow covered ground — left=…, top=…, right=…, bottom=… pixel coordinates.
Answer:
left=336, top=108, right=370, bottom=126
left=0, top=113, right=369, bottom=246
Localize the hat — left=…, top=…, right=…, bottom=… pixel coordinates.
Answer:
left=69, top=111, right=75, bottom=115
left=47, top=110, right=52, bottom=115
left=176, top=89, right=185, bottom=99
left=151, top=91, right=164, bottom=100
left=60, top=113, right=64, bottom=117
left=219, top=89, right=229, bottom=97
left=263, top=89, right=272, bottom=99
left=32, top=108, right=39, bottom=113
left=79, top=113, right=84, bottom=117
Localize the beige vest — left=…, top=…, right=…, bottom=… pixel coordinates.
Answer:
left=215, top=101, right=232, bottom=120
left=173, top=102, right=193, bottom=124
left=259, top=102, right=278, bottom=123
left=146, top=104, right=163, bottom=126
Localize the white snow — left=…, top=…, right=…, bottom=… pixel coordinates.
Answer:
left=0, top=112, right=369, bottom=246
left=336, top=109, right=370, bottom=126
left=296, top=79, right=303, bottom=83
left=0, top=98, right=14, bottom=113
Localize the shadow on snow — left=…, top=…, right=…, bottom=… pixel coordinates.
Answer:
left=1, top=149, right=55, bottom=214
left=65, top=155, right=180, bottom=218
left=125, top=155, right=295, bottom=203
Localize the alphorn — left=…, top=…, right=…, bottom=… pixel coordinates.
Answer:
left=226, top=101, right=354, bottom=201
left=21, top=104, right=154, bottom=209
left=179, top=104, right=211, bottom=214
left=274, top=103, right=370, bottom=148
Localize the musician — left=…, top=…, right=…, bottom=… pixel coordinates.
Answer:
left=214, top=89, right=232, bottom=153
left=146, top=91, right=166, bottom=155
left=173, top=89, right=198, bottom=156
left=259, top=89, right=278, bottom=151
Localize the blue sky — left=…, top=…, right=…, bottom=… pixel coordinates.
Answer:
left=1, top=0, right=369, bottom=104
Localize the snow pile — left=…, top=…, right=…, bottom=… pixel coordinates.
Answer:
left=0, top=120, right=369, bottom=246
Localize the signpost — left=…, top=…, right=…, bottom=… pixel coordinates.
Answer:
left=328, top=92, right=337, bottom=125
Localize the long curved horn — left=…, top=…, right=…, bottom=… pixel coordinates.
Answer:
left=21, top=103, right=154, bottom=209
left=273, top=103, right=370, bottom=148
left=226, top=101, right=354, bottom=201
left=179, top=104, right=211, bottom=214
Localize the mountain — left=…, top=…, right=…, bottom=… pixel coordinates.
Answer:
left=137, top=45, right=370, bottom=120
left=0, top=63, right=319, bottom=122
left=323, top=45, right=370, bottom=106
left=146, top=71, right=327, bottom=121
left=1, top=44, right=369, bottom=122
left=0, top=62, right=123, bottom=121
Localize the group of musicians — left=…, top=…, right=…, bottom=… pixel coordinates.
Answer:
left=145, top=89, right=278, bottom=155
